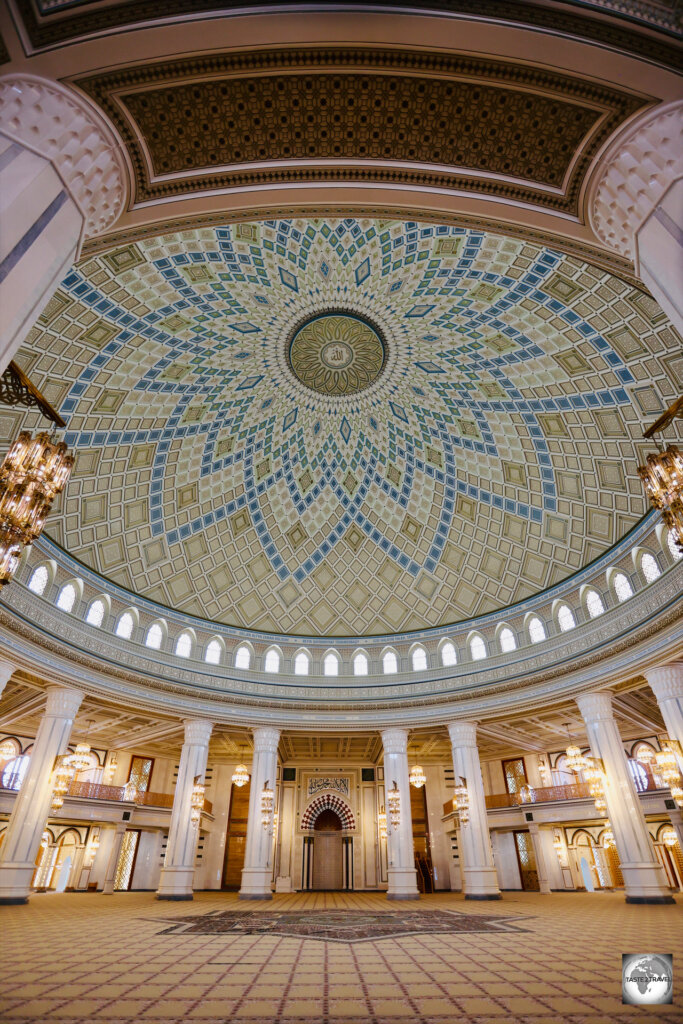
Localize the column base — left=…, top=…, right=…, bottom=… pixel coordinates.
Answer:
left=465, top=893, right=502, bottom=901
left=0, top=896, right=29, bottom=905
left=156, top=865, right=196, bottom=900
left=462, top=866, right=501, bottom=900
left=387, top=893, right=420, bottom=900
left=240, top=866, right=273, bottom=900
left=239, top=893, right=273, bottom=900
left=625, top=895, right=676, bottom=904
left=156, top=893, right=194, bottom=901
left=0, top=863, right=35, bottom=904
left=386, top=866, right=420, bottom=901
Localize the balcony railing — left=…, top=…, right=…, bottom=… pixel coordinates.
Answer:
left=0, top=776, right=208, bottom=811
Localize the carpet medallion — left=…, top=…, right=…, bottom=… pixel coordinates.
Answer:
left=156, top=907, right=530, bottom=941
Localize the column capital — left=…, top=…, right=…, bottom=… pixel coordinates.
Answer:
left=251, top=726, right=280, bottom=753
left=380, top=727, right=408, bottom=754
left=0, top=74, right=127, bottom=237
left=182, top=719, right=213, bottom=746
left=576, top=690, right=614, bottom=724
left=589, top=99, right=683, bottom=261
left=447, top=721, right=478, bottom=748
left=0, top=658, right=15, bottom=695
left=645, top=664, right=683, bottom=700
left=44, top=685, right=83, bottom=720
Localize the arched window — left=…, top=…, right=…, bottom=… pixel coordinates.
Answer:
left=353, top=652, right=368, bottom=676
left=585, top=590, right=604, bottom=619
left=265, top=649, right=280, bottom=673
left=613, top=572, right=633, bottom=602
left=412, top=647, right=427, bottom=672
left=205, top=639, right=222, bottom=665
left=145, top=623, right=163, bottom=650
left=28, top=565, right=49, bottom=595
left=441, top=641, right=457, bottom=667
left=116, top=612, right=134, bottom=639
left=470, top=635, right=486, bottom=660
left=294, top=652, right=309, bottom=676
left=499, top=627, right=516, bottom=653
left=383, top=651, right=398, bottom=674
left=528, top=617, right=546, bottom=643
left=667, top=529, right=682, bottom=561
left=175, top=632, right=192, bottom=658
left=557, top=604, right=575, bottom=632
left=86, top=599, right=105, bottom=628
left=628, top=759, right=649, bottom=793
left=640, top=553, right=661, bottom=584
left=324, top=653, right=339, bottom=677
left=56, top=583, right=76, bottom=613
left=2, top=755, right=30, bottom=790
left=235, top=645, right=251, bottom=669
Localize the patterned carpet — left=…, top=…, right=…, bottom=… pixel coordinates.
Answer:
left=157, top=907, right=529, bottom=940
left=1, top=890, right=681, bottom=1024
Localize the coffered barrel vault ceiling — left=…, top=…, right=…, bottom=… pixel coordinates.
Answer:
left=13, top=217, right=682, bottom=636
left=73, top=50, right=647, bottom=215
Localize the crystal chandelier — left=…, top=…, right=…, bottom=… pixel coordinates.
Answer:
left=602, top=822, right=616, bottom=849
left=260, top=780, right=274, bottom=829
left=409, top=764, right=426, bottom=788
left=386, top=780, right=401, bottom=828
left=583, top=757, right=608, bottom=816
left=638, top=445, right=683, bottom=553
left=0, top=431, right=74, bottom=586
left=67, top=741, right=92, bottom=774
left=655, top=746, right=683, bottom=808
left=453, top=779, right=469, bottom=824
left=565, top=743, right=587, bottom=774
left=190, top=776, right=205, bottom=826
left=661, top=826, right=678, bottom=848
left=378, top=810, right=387, bottom=840
left=51, top=756, right=74, bottom=811
left=232, top=764, right=250, bottom=787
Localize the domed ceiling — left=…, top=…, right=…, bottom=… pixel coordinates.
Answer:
left=14, top=218, right=680, bottom=635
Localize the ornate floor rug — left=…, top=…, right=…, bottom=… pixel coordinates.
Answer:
left=156, top=907, right=530, bottom=941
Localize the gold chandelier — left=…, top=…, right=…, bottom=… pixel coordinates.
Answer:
left=409, top=764, right=426, bottom=788
left=50, top=755, right=75, bottom=811
left=0, top=738, right=16, bottom=761
left=602, top=822, right=616, bottom=849
left=0, top=430, right=74, bottom=585
left=386, top=780, right=401, bottom=828
left=190, top=776, right=205, bottom=826
left=453, top=779, right=469, bottom=824
left=378, top=810, right=387, bottom=840
left=638, top=396, right=683, bottom=553
left=655, top=744, right=683, bottom=808
left=661, top=826, right=678, bottom=848
left=67, top=741, right=92, bottom=774
left=232, top=764, right=250, bottom=788
left=260, top=780, right=274, bottom=829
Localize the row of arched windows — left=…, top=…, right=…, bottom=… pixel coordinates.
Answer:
left=24, top=530, right=681, bottom=675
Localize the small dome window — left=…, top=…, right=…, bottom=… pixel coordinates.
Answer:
left=441, top=641, right=457, bottom=666
left=56, top=583, right=76, bottom=613
left=640, top=553, right=661, bottom=584
left=324, top=653, right=339, bottom=677
left=470, top=635, right=486, bottom=660
left=294, top=652, right=309, bottom=676
left=412, top=647, right=427, bottom=671
left=86, top=600, right=105, bottom=628
left=585, top=590, right=604, bottom=619
left=613, top=572, right=633, bottom=603
left=383, top=651, right=398, bottom=674
left=175, top=632, right=192, bottom=658
left=205, top=639, right=222, bottom=665
left=235, top=645, right=251, bottom=669
left=667, top=530, right=682, bottom=561
left=28, top=566, right=49, bottom=595
left=116, top=612, right=134, bottom=639
left=528, top=617, right=546, bottom=643
left=353, top=653, right=368, bottom=676
left=146, top=623, right=163, bottom=649
left=499, top=628, right=516, bottom=653
left=557, top=604, right=575, bottom=632
left=264, top=649, right=280, bottom=673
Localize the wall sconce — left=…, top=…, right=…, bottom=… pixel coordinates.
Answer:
left=260, top=780, right=274, bottom=829
left=453, top=777, right=469, bottom=825
left=190, top=775, right=205, bottom=827
left=387, top=781, right=401, bottom=829
left=378, top=810, right=387, bottom=840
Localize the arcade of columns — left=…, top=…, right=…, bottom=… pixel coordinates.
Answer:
left=0, top=659, right=681, bottom=905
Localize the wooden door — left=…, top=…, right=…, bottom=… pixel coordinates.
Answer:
left=513, top=830, right=540, bottom=891
left=312, top=809, right=343, bottom=890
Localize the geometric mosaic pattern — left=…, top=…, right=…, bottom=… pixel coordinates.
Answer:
left=157, top=908, right=530, bottom=941
left=10, top=218, right=682, bottom=635
left=300, top=796, right=355, bottom=832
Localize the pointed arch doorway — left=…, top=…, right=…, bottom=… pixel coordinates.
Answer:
left=312, top=809, right=343, bottom=891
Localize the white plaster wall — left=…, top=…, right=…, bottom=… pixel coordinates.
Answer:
left=491, top=831, right=522, bottom=889
left=424, top=766, right=452, bottom=890
left=131, top=830, right=162, bottom=889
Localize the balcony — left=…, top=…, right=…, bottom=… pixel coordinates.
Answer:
left=0, top=776, right=212, bottom=815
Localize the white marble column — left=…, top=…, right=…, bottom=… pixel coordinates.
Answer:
left=0, top=658, right=14, bottom=700
left=590, top=101, right=683, bottom=333
left=101, top=823, right=127, bottom=895
left=576, top=691, right=674, bottom=904
left=528, top=823, right=551, bottom=894
left=156, top=718, right=213, bottom=900
left=240, top=726, right=280, bottom=899
left=381, top=728, right=419, bottom=900
left=646, top=664, right=683, bottom=751
left=0, top=75, right=126, bottom=372
left=447, top=721, right=501, bottom=900
left=0, top=684, right=83, bottom=903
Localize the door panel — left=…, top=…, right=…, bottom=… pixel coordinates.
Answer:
left=312, top=833, right=343, bottom=890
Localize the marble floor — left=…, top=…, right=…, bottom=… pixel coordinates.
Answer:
left=1, top=890, right=681, bottom=1023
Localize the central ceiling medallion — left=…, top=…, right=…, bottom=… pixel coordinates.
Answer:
left=288, top=312, right=386, bottom=397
